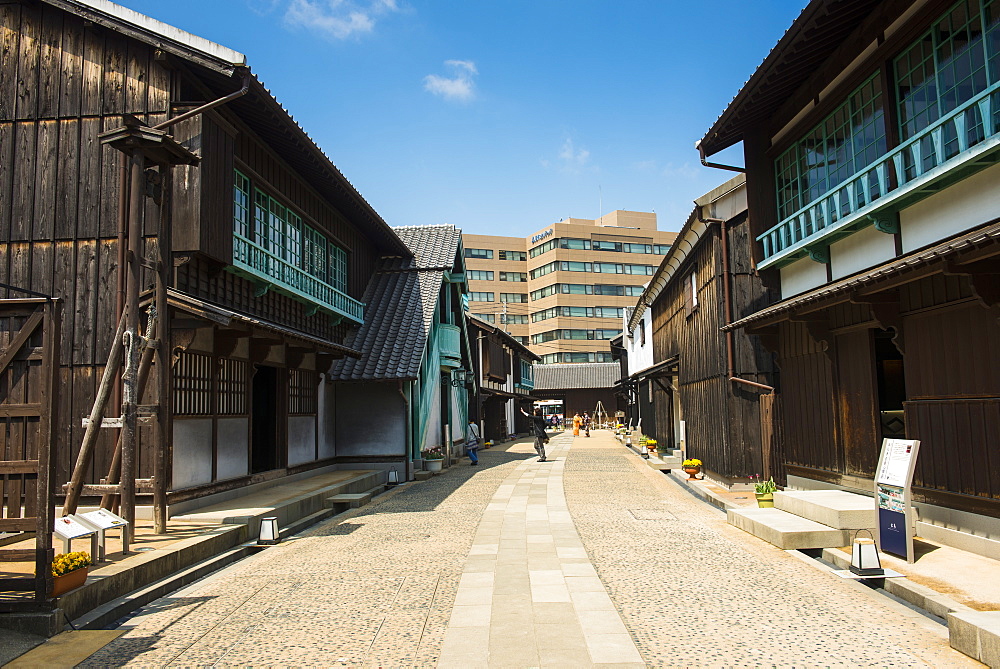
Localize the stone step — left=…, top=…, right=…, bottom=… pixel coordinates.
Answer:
left=774, top=490, right=876, bottom=530
left=326, top=492, right=373, bottom=509
left=727, top=507, right=851, bottom=550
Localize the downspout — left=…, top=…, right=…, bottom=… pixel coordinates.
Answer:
left=696, top=139, right=746, bottom=174
left=697, top=208, right=775, bottom=394
left=152, top=72, right=251, bottom=131
left=397, top=380, right=411, bottom=482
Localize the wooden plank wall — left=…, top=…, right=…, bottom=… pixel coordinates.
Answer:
left=0, top=3, right=170, bottom=487
left=649, top=218, right=776, bottom=479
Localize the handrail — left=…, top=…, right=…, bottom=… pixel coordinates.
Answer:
left=232, top=234, right=364, bottom=323
left=758, top=82, right=1000, bottom=263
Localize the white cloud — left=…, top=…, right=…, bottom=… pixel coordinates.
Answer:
left=284, top=0, right=399, bottom=40
left=423, top=60, right=478, bottom=102
left=559, top=138, right=590, bottom=167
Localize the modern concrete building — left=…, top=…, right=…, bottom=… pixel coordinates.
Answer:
left=463, top=211, right=676, bottom=364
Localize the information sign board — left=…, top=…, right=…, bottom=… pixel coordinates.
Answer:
left=873, top=438, right=920, bottom=562
left=54, top=515, right=94, bottom=540
left=79, top=508, right=127, bottom=530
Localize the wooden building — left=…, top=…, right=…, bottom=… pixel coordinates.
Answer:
left=701, top=0, right=1000, bottom=552
left=0, top=0, right=410, bottom=517
left=329, top=225, right=475, bottom=478
left=624, top=176, right=778, bottom=484
left=467, top=314, right=540, bottom=443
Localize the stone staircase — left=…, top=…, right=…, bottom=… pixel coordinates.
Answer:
left=728, top=489, right=876, bottom=550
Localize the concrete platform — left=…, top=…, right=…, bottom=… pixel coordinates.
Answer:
left=948, top=610, right=1000, bottom=668
left=775, top=489, right=876, bottom=530
left=727, top=507, right=851, bottom=550
left=172, top=469, right=382, bottom=536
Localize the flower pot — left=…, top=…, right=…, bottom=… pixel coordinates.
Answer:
left=50, top=567, right=88, bottom=597
left=755, top=492, right=774, bottom=508
left=682, top=466, right=701, bottom=480
left=424, top=459, right=443, bottom=473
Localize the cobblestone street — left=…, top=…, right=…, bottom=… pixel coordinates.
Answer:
left=81, top=431, right=977, bottom=667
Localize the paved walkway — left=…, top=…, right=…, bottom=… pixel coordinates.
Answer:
left=438, top=431, right=643, bottom=667
left=77, top=431, right=978, bottom=667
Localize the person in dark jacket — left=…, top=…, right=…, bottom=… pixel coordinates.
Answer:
left=521, top=407, right=549, bottom=462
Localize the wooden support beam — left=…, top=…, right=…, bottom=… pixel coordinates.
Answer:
left=0, top=309, right=43, bottom=372
left=0, top=460, right=38, bottom=475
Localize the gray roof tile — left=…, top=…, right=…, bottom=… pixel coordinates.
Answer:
left=533, top=362, right=619, bottom=390
left=330, top=224, right=462, bottom=381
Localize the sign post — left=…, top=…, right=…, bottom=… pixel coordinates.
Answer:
left=874, top=438, right=921, bottom=562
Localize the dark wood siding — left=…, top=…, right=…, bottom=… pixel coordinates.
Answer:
left=649, top=216, right=777, bottom=480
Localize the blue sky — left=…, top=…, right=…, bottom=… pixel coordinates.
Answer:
left=119, top=0, right=805, bottom=237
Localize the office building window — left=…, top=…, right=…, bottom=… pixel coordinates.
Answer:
left=469, top=292, right=494, bottom=302
left=465, top=248, right=494, bottom=259
left=500, top=293, right=528, bottom=303
left=593, top=262, right=623, bottom=274
left=499, top=250, right=527, bottom=261
left=559, top=238, right=591, bottom=250
left=654, top=244, right=671, bottom=255
left=501, top=314, right=528, bottom=324
left=500, top=271, right=527, bottom=282
left=472, top=312, right=496, bottom=323
left=467, top=270, right=494, bottom=281
left=592, top=240, right=622, bottom=252
left=530, top=239, right=557, bottom=257
left=530, top=262, right=558, bottom=279
left=560, top=261, right=592, bottom=272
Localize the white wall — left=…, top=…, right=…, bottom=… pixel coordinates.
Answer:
left=900, top=162, right=1000, bottom=253
left=624, top=307, right=655, bottom=373
left=779, top=257, right=827, bottom=298
left=287, top=416, right=317, bottom=466
left=830, top=225, right=897, bottom=280
left=318, top=375, right=336, bottom=459
left=216, top=417, right=248, bottom=480
left=172, top=419, right=213, bottom=489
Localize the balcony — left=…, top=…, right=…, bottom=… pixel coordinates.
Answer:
left=758, top=83, right=1000, bottom=269
left=516, top=378, right=534, bottom=391
left=230, top=234, right=364, bottom=324
left=438, top=323, right=462, bottom=369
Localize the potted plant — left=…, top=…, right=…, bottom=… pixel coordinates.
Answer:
left=656, top=439, right=670, bottom=455
left=421, top=446, right=445, bottom=472
left=751, top=475, right=777, bottom=507
left=682, top=458, right=702, bottom=480
left=644, top=437, right=658, bottom=454
left=50, top=550, right=92, bottom=597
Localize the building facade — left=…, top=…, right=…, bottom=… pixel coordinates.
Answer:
left=623, top=176, right=778, bottom=485
left=467, top=315, right=539, bottom=443
left=701, top=0, right=1000, bottom=553
left=0, top=0, right=410, bottom=517
left=463, top=211, right=676, bottom=364
left=532, top=362, right=624, bottom=423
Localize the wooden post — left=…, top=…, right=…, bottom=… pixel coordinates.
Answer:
left=118, top=149, right=146, bottom=552
left=35, top=299, right=60, bottom=601
left=153, top=167, right=172, bottom=534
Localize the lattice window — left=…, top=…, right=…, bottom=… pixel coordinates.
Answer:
left=234, top=170, right=251, bottom=237
left=174, top=351, right=213, bottom=415
left=303, top=225, right=328, bottom=283
left=329, top=244, right=348, bottom=293
left=289, top=369, right=318, bottom=415
left=217, top=358, right=247, bottom=415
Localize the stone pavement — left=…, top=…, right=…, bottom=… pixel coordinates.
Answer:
left=75, top=430, right=979, bottom=668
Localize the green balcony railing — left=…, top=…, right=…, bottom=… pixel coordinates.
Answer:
left=759, top=83, right=1000, bottom=269
left=438, top=323, right=462, bottom=369
left=231, top=234, right=364, bottom=323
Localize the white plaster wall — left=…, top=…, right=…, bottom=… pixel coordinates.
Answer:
left=318, top=375, right=336, bottom=459
left=900, top=162, right=1000, bottom=253
left=287, top=416, right=316, bottom=466
left=424, top=381, right=442, bottom=449
left=779, top=258, right=828, bottom=298
left=506, top=399, right=515, bottom=436
left=627, top=309, right=655, bottom=373
left=216, top=417, right=248, bottom=480
left=172, top=419, right=213, bottom=489
left=451, top=390, right=463, bottom=441
left=830, top=225, right=897, bottom=280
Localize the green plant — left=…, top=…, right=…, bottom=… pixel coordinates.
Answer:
left=682, top=458, right=702, bottom=468
left=51, top=551, right=91, bottom=577
left=421, top=446, right=444, bottom=460
left=751, top=475, right=777, bottom=495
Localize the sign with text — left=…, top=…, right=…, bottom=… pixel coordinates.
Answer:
left=873, top=438, right=920, bottom=562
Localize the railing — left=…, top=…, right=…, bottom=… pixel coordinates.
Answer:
left=516, top=378, right=534, bottom=390
left=758, top=83, right=1000, bottom=268
left=232, top=234, right=364, bottom=323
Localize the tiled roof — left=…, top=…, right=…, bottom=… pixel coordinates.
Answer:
left=533, top=363, right=620, bottom=390
left=330, top=225, right=461, bottom=381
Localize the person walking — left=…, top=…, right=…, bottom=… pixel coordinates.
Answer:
left=466, top=420, right=481, bottom=466
left=583, top=412, right=591, bottom=437
left=572, top=413, right=582, bottom=437
left=521, top=407, right=550, bottom=462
